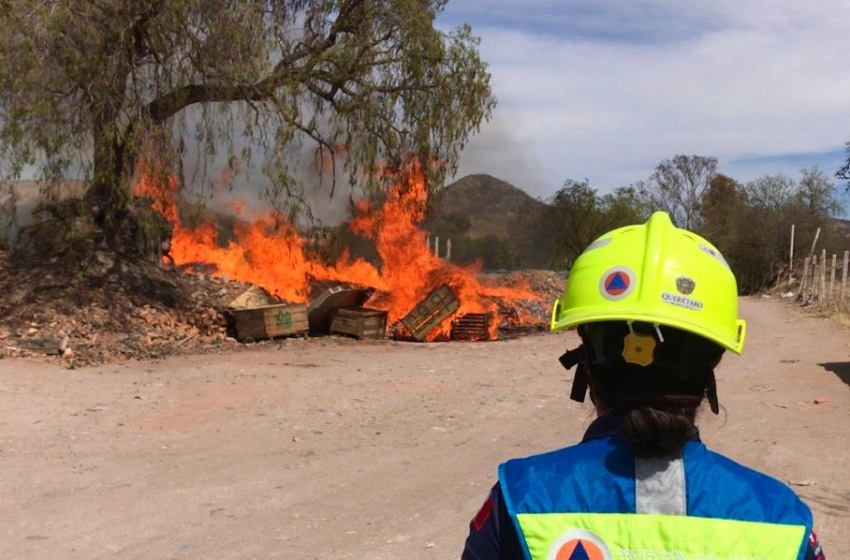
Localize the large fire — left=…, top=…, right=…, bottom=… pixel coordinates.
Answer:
left=134, top=169, right=542, bottom=340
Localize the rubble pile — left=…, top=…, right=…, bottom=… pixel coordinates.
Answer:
left=0, top=249, right=255, bottom=367
left=482, top=269, right=567, bottom=333
left=0, top=244, right=567, bottom=367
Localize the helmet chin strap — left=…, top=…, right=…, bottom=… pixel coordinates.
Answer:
left=706, top=372, right=719, bottom=414
left=558, top=342, right=721, bottom=414
left=558, top=345, right=589, bottom=403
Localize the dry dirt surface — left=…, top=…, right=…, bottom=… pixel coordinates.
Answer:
left=1, top=296, right=849, bottom=560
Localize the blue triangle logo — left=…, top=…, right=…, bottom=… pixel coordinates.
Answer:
left=607, top=273, right=628, bottom=290
left=569, top=541, right=591, bottom=560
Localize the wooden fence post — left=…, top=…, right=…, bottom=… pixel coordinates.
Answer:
left=809, top=228, right=821, bottom=258
left=799, top=256, right=811, bottom=301
left=810, top=255, right=818, bottom=304
left=820, top=249, right=827, bottom=308
left=788, top=224, right=794, bottom=274
left=842, top=251, right=849, bottom=310
left=790, top=224, right=795, bottom=276
left=830, top=254, right=837, bottom=307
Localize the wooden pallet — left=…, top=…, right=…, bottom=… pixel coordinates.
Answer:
left=330, top=307, right=388, bottom=340
left=229, top=303, right=308, bottom=341
left=451, top=313, right=492, bottom=341
left=400, top=285, right=460, bottom=341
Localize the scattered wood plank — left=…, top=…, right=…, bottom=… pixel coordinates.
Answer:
left=11, top=337, right=66, bottom=355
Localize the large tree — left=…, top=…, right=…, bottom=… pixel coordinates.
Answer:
left=0, top=0, right=495, bottom=243
left=641, top=154, right=718, bottom=230
left=699, top=173, right=744, bottom=243
left=542, top=180, right=650, bottom=268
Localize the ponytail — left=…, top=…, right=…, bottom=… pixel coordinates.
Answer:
left=619, top=399, right=700, bottom=458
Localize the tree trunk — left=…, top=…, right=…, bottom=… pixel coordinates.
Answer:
left=86, top=116, right=134, bottom=249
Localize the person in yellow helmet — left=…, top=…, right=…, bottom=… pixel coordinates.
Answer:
left=462, top=212, right=825, bottom=560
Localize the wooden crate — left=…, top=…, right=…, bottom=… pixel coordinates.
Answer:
left=307, top=286, right=372, bottom=334
left=330, top=307, right=388, bottom=340
left=451, top=313, right=492, bottom=341
left=400, top=285, right=460, bottom=341
left=230, top=303, right=308, bottom=341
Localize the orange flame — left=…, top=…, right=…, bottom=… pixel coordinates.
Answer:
left=349, top=174, right=539, bottom=339
left=133, top=165, right=541, bottom=340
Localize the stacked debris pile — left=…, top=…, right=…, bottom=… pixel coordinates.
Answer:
left=481, top=269, right=567, bottom=334
left=0, top=248, right=254, bottom=367
left=0, top=242, right=568, bottom=367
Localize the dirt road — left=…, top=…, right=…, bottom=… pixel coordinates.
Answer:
left=1, top=296, right=849, bottom=559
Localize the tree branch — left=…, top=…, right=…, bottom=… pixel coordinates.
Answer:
left=144, top=0, right=368, bottom=124
left=130, top=0, right=167, bottom=60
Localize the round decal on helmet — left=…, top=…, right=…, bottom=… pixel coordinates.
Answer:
left=599, top=267, right=635, bottom=301
left=548, top=528, right=612, bottom=560
left=581, top=237, right=612, bottom=254
left=698, top=243, right=730, bottom=268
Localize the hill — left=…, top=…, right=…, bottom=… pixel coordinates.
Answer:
left=423, top=174, right=553, bottom=269
left=430, top=174, right=546, bottom=239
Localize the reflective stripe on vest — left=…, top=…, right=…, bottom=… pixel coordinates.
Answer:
left=499, top=438, right=812, bottom=560
left=635, top=455, right=686, bottom=515
left=517, top=512, right=806, bottom=560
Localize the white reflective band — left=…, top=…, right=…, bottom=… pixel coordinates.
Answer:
left=635, top=455, right=686, bottom=515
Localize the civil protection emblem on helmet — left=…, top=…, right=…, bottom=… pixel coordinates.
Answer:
left=676, top=276, right=696, bottom=295
left=599, top=267, right=635, bottom=301
left=548, top=529, right=611, bottom=560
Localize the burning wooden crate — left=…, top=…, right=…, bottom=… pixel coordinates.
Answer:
left=400, top=285, right=460, bottom=341
left=451, top=313, right=493, bottom=341
left=330, top=307, right=388, bottom=340
left=230, top=303, right=308, bottom=341
left=307, top=286, right=373, bottom=335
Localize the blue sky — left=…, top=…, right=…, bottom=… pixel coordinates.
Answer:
left=437, top=1, right=850, bottom=203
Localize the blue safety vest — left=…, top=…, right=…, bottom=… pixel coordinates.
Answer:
left=499, top=435, right=813, bottom=560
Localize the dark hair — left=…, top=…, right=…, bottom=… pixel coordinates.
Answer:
left=578, top=321, right=724, bottom=458
left=599, top=393, right=701, bottom=458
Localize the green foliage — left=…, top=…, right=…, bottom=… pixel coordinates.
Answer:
left=698, top=174, right=745, bottom=249
left=447, top=234, right=517, bottom=270
left=425, top=212, right=472, bottom=239
left=696, top=168, right=842, bottom=293
left=0, top=0, right=495, bottom=243
left=541, top=179, right=651, bottom=268
left=540, top=160, right=842, bottom=294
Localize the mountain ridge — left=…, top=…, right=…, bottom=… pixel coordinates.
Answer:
left=422, top=173, right=552, bottom=269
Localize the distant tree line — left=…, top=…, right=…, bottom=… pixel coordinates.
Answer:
left=540, top=155, right=844, bottom=294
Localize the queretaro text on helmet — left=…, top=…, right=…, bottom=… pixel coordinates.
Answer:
left=661, top=292, right=704, bottom=311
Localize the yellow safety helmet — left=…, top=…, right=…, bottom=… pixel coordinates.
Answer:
left=550, top=211, right=746, bottom=354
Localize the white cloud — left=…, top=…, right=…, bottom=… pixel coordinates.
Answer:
left=445, top=1, right=850, bottom=195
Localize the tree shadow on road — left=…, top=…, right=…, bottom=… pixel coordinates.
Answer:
left=818, top=362, right=850, bottom=389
